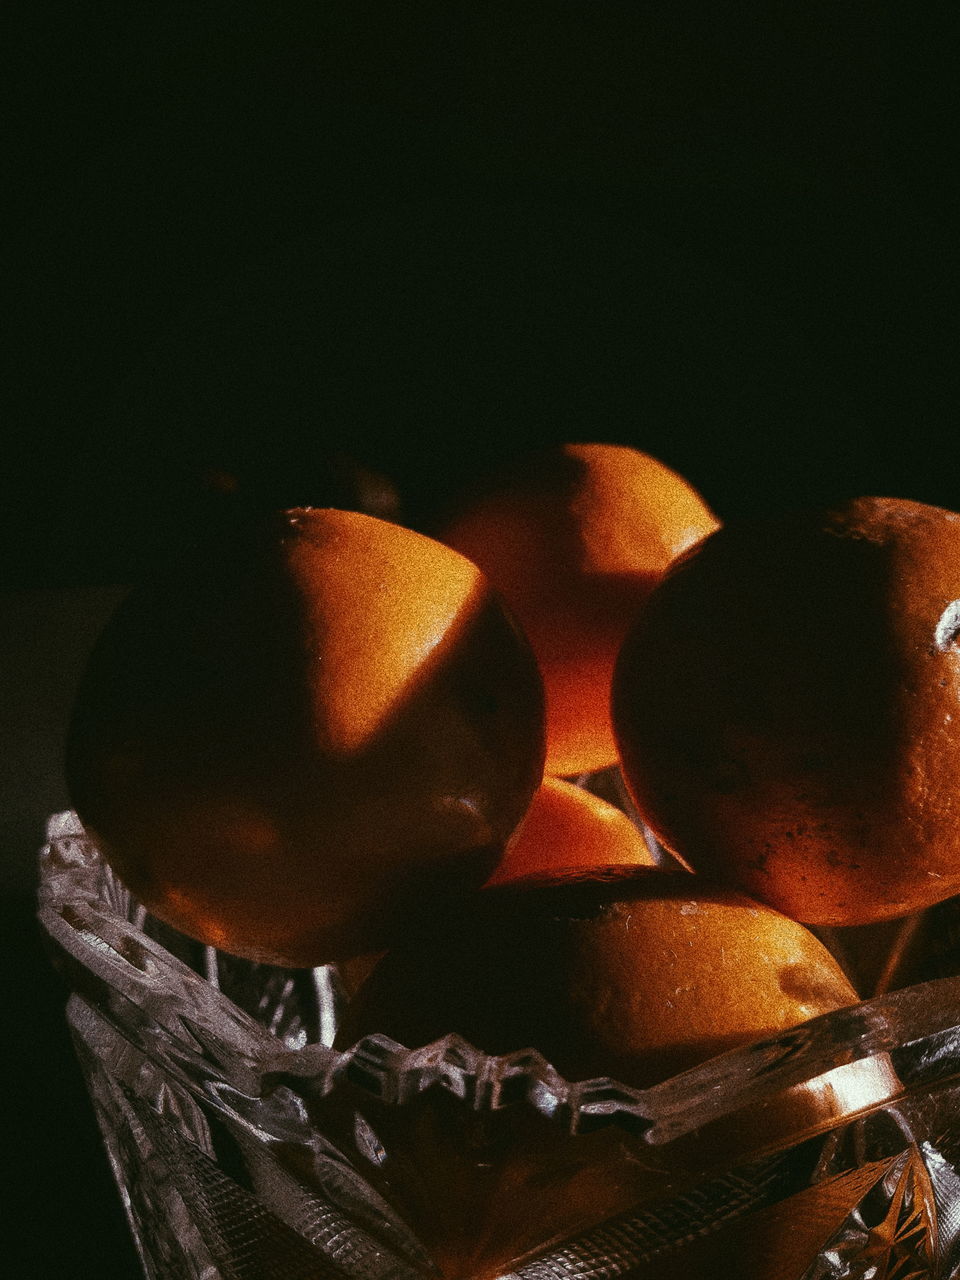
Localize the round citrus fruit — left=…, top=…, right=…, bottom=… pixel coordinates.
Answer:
left=440, top=442, right=719, bottom=777
left=66, top=508, right=546, bottom=965
left=613, top=495, right=960, bottom=926
left=484, top=776, right=654, bottom=886
left=333, top=871, right=895, bottom=1274
left=337, top=870, right=859, bottom=1086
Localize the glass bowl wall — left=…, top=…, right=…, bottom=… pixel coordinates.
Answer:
left=38, top=810, right=960, bottom=1279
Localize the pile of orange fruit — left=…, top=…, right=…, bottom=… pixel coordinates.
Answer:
left=65, top=442, right=960, bottom=1276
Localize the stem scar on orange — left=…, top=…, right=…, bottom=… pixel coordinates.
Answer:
left=613, top=496, right=960, bottom=926
left=440, top=443, right=719, bottom=778
left=65, top=508, right=546, bottom=966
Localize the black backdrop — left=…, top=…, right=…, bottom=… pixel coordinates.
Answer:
left=6, top=2, right=960, bottom=590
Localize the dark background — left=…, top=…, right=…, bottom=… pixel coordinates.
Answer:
left=4, top=3, right=960, bottom=1275
left=6, top=2, right=960, bottom=590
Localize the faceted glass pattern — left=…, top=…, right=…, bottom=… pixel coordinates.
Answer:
left=38, top=809, right=960, bottom=1279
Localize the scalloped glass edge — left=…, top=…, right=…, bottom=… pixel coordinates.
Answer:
left=37, top=809, right=960, bottom=1150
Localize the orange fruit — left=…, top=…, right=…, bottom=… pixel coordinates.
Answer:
left=339, top=778, right=652, bottom=999
left=338, top=871, right=859, bottom=1086
left=334, top=872, right=895, bottom=1275
left=484, top=776, right=654, bottom=886
left=440, top=442, right=719, bottom=776
left=613, top=496, right=960, bottom=926
left=66, top=508, right=545, bottom=965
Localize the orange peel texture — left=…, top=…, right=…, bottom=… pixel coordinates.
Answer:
left=66, top=508, right=546, bottom=965
left=485, top=776, right=654, bottom=886
left=613, top=496, right=960, bottom=926
left=441, top=443, right=719, bottom=776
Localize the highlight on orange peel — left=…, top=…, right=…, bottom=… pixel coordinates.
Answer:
left=484, top=776, right=654, bottom=886
left=338, top=870, right=861, bottom=1089
left=335, top=870, right=897, bottom=1277
left=65, top=507, right=546, bottom=966
left=440, top=442, right=719, bottom=777
left=613, top=495, right=960, bottom=927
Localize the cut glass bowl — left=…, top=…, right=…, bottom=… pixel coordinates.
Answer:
left=37, top=808, right=960, bottom=1279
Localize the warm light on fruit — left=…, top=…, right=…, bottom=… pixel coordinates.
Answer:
left=613, top=495, right=960, bottom=926
left=440, top=442, right=719, bottom=777
left=333, top=870, right=897, bottom=1275
left=484, top=775, right=654, bottom=886
left=338, top=870, right=861, bottom=1086
left=65, top=507, right=546, bottom=966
